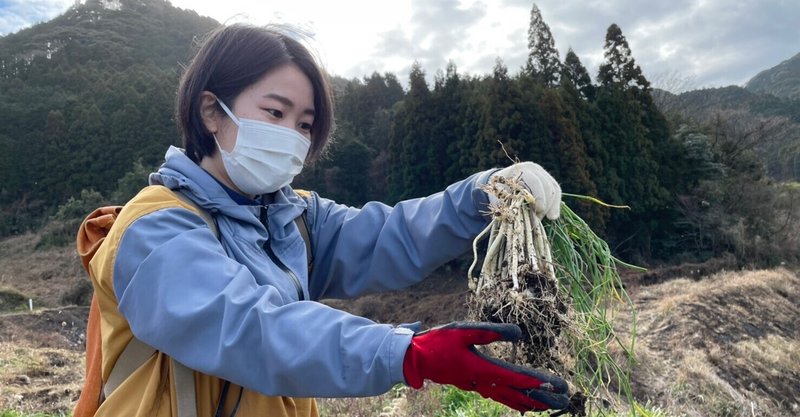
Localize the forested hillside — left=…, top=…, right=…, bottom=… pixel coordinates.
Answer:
left=654, top=85, right=800, bottom=181
left=746, top=52, right=800, bottom=100
left=1, top=1, right=798, bottom=266
left=0, top=0, right=218, bottom=234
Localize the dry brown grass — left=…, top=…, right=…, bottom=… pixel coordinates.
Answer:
left=617, top=267, right=800, bottom=417
left=0, top=306, right=88, bottom=414
left=1, top=229, right=799, bottom=416
left=0, top=234, right=87, bottom=309
left=732, top=334, right=797, bottom=371
left=317, top=385, right=447, bottom=417
left=0, top=342, right=83, bottom=414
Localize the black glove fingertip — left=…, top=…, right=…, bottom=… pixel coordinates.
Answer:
left=444, top=321, right=522, bottom=341
left=523, top=388, right=571, bottom=410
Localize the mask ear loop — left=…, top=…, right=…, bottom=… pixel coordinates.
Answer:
left=215, top=98, right=241, bottom=126
left=213, top=98, right=240, bottom=156
left=211, top=133, right=226, bottom=154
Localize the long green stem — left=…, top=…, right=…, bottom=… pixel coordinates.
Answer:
left=547, top=202, right=639, bottom=415
left=562, top=192, right=631, bottom=210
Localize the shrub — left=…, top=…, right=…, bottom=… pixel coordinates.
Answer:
left=35, top=189, right=107, bottom=250
left=0, top=287, right=30, bottom=313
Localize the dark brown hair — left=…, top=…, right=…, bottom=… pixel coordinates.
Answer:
left=176, top=23, right=334, bottom=163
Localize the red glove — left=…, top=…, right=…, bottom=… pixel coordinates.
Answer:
left=403, top=322, right=569, bottom=413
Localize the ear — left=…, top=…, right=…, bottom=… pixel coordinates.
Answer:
left=199, top=91, right=220, bottom=134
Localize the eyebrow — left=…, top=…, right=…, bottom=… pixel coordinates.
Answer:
left=264, top=93, right=315, bottom=117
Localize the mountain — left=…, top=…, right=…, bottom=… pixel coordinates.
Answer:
left=654, top=51, right=800, bottom=124
left=653, top=84, right=800, bottom=181
left=0, top=0, right=219, bottom=235
left=0, top=0, right=217, bottom=71
left=746, top=52, right=800, bottom=100
left=656, top=85, right=800, bottom=122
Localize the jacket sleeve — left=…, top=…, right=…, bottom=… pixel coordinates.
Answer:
left=112, top=207, right=414, bottom=397
left=307, top=169, right=494, bottom=300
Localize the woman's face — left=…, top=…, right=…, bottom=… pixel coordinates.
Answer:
left=200, top=62, right=316, bottom=194
left=216, top=62, right=315, bottom=152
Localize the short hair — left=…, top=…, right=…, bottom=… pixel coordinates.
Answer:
left=176, top=23, right=334, bottom=164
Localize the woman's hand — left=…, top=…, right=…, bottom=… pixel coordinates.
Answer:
left=402, top=322, right=569, bottom=413
left=491, top=162, right=562, bottom=220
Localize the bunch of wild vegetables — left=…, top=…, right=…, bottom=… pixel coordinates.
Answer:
left=467, top=175, right=640, bottom=415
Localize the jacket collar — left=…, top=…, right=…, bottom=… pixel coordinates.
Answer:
left=149, top=146, right=307, bottom=230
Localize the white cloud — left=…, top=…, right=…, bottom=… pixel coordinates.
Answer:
left=0, top=0, right=73, bottom=36
left=531, top=0, right=800, bottom=89
left=2, top=0, right=798, bottom=91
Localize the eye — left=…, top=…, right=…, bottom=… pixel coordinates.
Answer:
left=298, top=122, right=313, bottom=133
left=264, top=108, right=283, bottom=118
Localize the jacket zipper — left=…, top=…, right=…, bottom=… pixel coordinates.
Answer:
left=264, top=242, right=305, bottom=301
left=260, top=205, right=305, bottom=301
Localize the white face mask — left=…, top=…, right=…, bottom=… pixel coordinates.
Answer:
left=214, top=98, right=311, bottom=196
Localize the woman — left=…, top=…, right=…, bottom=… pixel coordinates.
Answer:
left=85, top=23, right=568, bottom=416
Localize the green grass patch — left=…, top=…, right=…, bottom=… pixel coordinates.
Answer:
left=436, top=386, right=676, bottom=417
left=436, top=386, right=512, bottom=417
left=0, top=288, right=29, bottom=313
left=0, top=411, right=70, bottom=417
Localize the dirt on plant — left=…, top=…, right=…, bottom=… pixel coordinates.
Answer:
left=467, top=267, right=570, bottom=372
left=1, top=231, right=798, bottom=416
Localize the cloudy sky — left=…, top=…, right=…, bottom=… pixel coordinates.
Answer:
left=1, top=0, right=798, bottom=92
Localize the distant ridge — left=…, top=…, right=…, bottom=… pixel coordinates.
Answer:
left=746, top=52, right=800, bottom=100
left=0, top=0, right=219, bottom=73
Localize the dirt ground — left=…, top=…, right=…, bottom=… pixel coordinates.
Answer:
left=0, top=307, right=87, bottom=414
left=0, top=233, right=90, bottom=309
left=618, top=267, right=799, bottom=416
left=1, top=232, right=798, bottom=416
left=331, top=264, right=800, bottom=416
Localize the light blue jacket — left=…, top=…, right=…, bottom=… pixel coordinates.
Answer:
left=113, top=146, right=492, bottom=398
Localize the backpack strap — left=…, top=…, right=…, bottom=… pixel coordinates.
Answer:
left=173, top=190, right=219, bottom=238
left=103, top=338, right=161, bottom=397
left=104, top=333, right=199, bottom=417
left=294, top=213, right=313, bottom=276
left=294, top=189, right=314, bottom=275
left=173, top=359, right=198, bottom=417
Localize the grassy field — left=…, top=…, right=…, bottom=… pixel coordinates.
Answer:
left=1, top=232, right=798, bottom=416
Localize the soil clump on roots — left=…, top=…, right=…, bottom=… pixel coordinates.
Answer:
left=469, top=267, right=570, bottom=372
